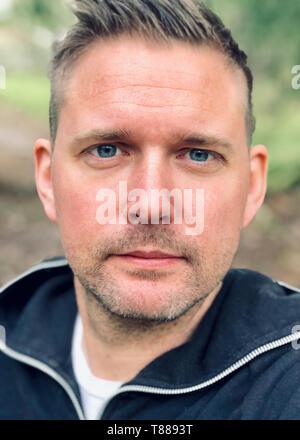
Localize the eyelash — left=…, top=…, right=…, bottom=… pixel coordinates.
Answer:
left=83, top=144, right=224, bottom=164
left=84, top=144, right=125, bottom=159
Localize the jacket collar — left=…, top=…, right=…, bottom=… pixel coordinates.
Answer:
left=132, top=269, right=300, bottom=388
left=0, top=259, right=78, bottom=394
left=1, top=259, right=300, bottom=391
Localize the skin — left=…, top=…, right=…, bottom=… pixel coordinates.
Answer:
left=34, top=36, right=268, bottom=381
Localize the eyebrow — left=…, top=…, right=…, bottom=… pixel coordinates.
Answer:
left=70, top=128, right=233, bottom=150
left=70, top=129, right=131, bottom=148
left=178, top=133, right=234, bottom=150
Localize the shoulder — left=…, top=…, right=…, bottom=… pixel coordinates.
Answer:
left=244, top=344, right=300, bottom=419
left=228, top=268, right=300, bottom=298
left=0, top=257, right=71, bottom=293
left=229, top=268, right=300, bottom=331
left=0, top=257, right=73, bottom=313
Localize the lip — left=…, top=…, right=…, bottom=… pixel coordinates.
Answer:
left=112, top=249, right=184, bottom=268
left=120, top=250, right=179, bottom=259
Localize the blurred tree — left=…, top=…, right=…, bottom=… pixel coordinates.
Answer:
left=11, top=0, right=74, bottom=30
left=0, top=0, right=74, bottom=71
left=211, top=0, right=300, bottom=79
left=1, top=0, right=299, bottom=192
left=209, top=0, right=300, bottom=192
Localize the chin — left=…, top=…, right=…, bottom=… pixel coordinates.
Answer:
left=96, top=289, right=201, bottom=323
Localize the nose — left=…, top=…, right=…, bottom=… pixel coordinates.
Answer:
left=124, top=151, right=178, bottom=226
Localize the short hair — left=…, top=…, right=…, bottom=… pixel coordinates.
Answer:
left=49, top=0, right=255, bottom=147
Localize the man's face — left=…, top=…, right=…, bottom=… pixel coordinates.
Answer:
left=36, top=37, right=267, bottom=321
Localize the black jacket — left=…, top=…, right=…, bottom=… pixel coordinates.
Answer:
left=0, top=257, right=300, bottom=420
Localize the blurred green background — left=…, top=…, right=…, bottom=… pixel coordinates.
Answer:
left=0, top=0, right=299, bottom=286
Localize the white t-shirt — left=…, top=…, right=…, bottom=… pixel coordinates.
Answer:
left=71, top=314, right=124, bottom=420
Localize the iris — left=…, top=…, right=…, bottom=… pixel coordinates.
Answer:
left=189, top=149, right=209, bottom=162
left=96, top=144, right=117, bottom=158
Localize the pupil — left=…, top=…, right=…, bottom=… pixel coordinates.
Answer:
left=97, top=145, right=117, bottom=158
left=189, top=150, right=209, bottom=162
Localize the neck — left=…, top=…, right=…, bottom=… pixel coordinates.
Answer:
left=74, top=277, right=221, bottom=382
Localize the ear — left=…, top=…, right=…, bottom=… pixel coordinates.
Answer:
left=34, top=138, right=57, bottom=222
left=242, top=144, right=268, bottom=229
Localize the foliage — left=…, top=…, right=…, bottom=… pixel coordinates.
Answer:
left=1, top=0, right=300, bottom=193
left=11, top=0, right=74, bottom=30
left=210, top=0, right=300, bottom=193
left=0, top=72, right=49, bottom=121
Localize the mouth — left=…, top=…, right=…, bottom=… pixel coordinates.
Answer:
left=111, top=249, right=185, bottom=269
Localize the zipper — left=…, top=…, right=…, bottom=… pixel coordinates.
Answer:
left=2, top=261, right=299, bottom=419
left=0, top=339, right=85, bottom=420
left=0, top=259, right=84, bottom=420
left=1, top=324, right=299, bottom=420
left=97, top=330, right=300, bottom=419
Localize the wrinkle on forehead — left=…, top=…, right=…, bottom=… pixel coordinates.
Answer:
left=79, top=87, right=217, bottom=110
left=70, top=68, right=208, bottom=105
left=64, top=38, right=246, bottom=109
left=76, top=68, right=200, bottom=97
left=67, top=69, right=238, bottom=117
left=58, top=38, right=248, bottom=147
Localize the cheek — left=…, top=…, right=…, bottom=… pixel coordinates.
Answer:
left=53, top=175, right=103, bottom=244
left=202, top=182, right=248, bottom=242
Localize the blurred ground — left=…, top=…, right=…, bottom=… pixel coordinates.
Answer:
left=0, top=103, right=299, bottom=288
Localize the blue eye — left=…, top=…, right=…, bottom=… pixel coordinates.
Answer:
left=189, top=149, right=210, bottom=162
left=95, top=144, right=118, bottom=158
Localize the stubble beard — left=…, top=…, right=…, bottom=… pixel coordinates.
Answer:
left=67, top=225, right=239, bottom=334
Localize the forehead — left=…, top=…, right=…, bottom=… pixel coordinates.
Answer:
left=59, top=37, right=247, bottom=145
